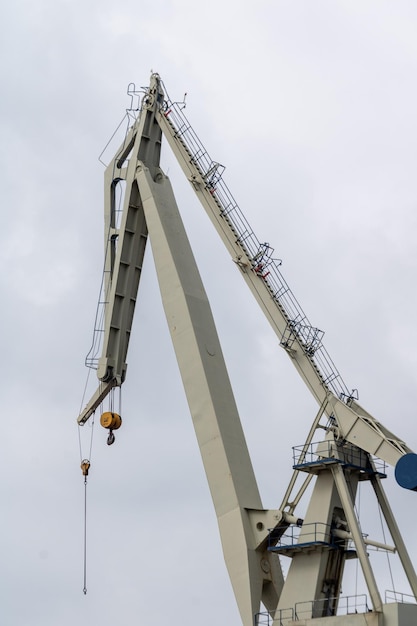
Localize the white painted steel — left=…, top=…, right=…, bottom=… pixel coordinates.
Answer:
left=77, top=74, right=417, bottom=625
left=136, top=163, right=284, bottom=625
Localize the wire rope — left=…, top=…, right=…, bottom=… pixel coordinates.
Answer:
left=354, top=481, right=361, bottom=599
left=378, top=500, right=395, bottom=593
left=78, top=367, right=93, bottom=459
left=83, top=473, right=88, bottom=595
left=98, top=113, right=132, bottom=167
left=76, top=88, right=136, bottom=597
left=77, top=372, right=98, bottom=596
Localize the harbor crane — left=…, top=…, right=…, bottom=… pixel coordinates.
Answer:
left=77, top=74, right=417, bottom=625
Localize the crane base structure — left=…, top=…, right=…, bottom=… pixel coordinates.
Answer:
left=77, top=74, right=417, bottom=626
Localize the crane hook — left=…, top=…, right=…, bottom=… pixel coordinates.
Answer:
left=100, top=412, right=122, bottom=446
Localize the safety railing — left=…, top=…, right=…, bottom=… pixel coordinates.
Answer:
left=385, top=590, right=417, bottom=604
left=255, top=594, right=369, bottom=624
left=268, top=522, right=334, bottom=552
left=255, top=608, right=294, bottom=626
left=295, top=594, right=369, bottom=619
left=292, top=440, right=387, bottom=476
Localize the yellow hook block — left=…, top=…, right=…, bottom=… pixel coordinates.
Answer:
left=100, top=412, right=122, bottom=430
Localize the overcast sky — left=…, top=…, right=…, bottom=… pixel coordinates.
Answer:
left=2, top=1, right=417, bottom=624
